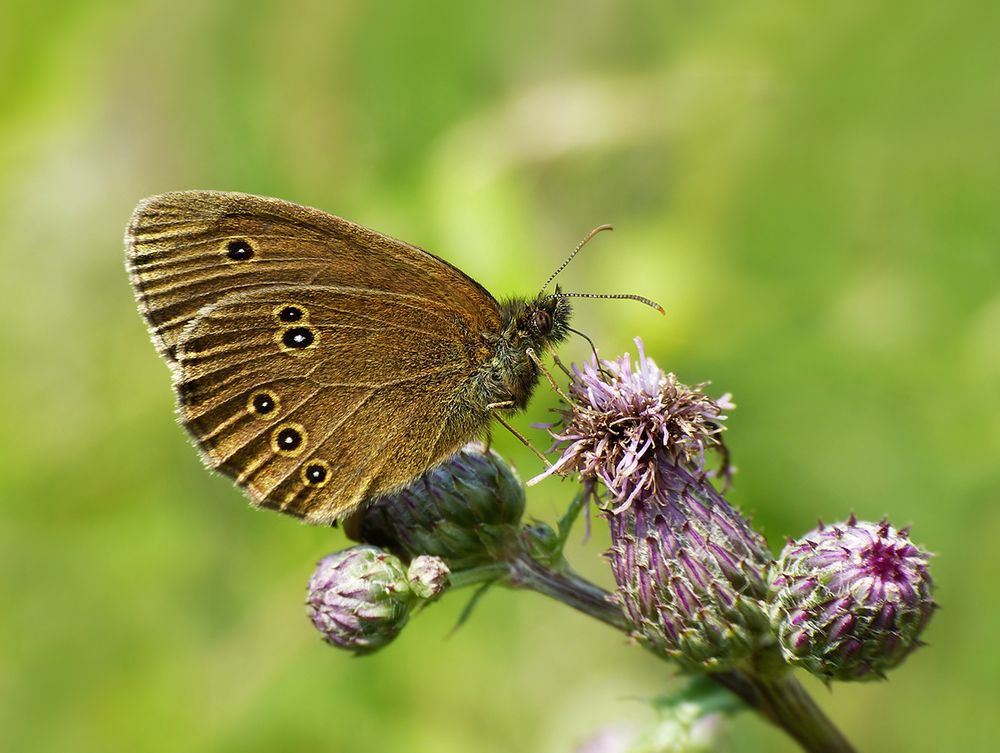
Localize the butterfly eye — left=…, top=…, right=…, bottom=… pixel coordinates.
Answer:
left=531, top=310, right=552, bottom=333
left=272, top=423, right=307, bottom=455
left=225, top=239, right=254, bottom=261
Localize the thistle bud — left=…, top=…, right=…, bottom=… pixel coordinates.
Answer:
left=350, top=443, right=526, bottom=570
left=539, top=340, right=774, bottom=672
left=306, top=545, right=414, bottom=655
left=770, top=516, right=936, bottom=681
left=406, top=555, right=450, bottom=600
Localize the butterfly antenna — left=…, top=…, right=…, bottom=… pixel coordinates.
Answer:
left=538, top=224, right=614, bottom=296
left=558, top=291, right=666, bottom=315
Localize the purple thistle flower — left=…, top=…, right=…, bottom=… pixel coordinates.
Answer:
left=531, top=338, right=733, bottom=514
left=539, top=339, right=774, bottom=671
left=770, top=516, right=936, bottom=681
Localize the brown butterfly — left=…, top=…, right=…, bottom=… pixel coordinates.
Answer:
left=126, top=191, right=658, bottom=525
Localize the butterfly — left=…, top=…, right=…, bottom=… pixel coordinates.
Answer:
left=125, top=191, right=590, bottom=525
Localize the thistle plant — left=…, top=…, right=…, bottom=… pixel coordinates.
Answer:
left=306, top=546, right=449, bottom=654
left=770, top=517, right=935, bottom=681
left=531, top=341, right=774, bottom=672
left=305, top=339, right=936, bottom=753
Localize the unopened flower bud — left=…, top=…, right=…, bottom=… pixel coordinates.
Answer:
left=407, top=555, right=450, bottom=600
left=770, top=516, right=936, bottom=681
left=350, top=443, right=526, bottom=570
left=306, top=545, right=414, bottom=655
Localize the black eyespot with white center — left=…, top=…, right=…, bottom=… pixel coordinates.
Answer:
left=278, top=305, right=304, bottom=322
left=271, top=423, right=307, bottom=455
left=302, top=461, right=330, bottom=487
left=226, top=240, right=254, bottom=261
left=277, top=427, right=301, bottom=450
left=249, top=391, right=278, bottom=416
left=282, top=327, right=314, bottom=349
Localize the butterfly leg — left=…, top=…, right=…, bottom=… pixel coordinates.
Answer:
left=525, top=348, right=573, bottom=403
left=486, top=402, right=552, bottom=467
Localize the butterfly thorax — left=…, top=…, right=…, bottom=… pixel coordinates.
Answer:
left=468, top=294, right=572, bottom=412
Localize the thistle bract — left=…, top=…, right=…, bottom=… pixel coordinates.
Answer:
left=306, top=545, right=414, bottom=655
left=770, top=517, right=936, bottom=681
left=609, top=458, right=774, bottom=671
left=543, top=340, right=773, bottom=671
left=352, top=443, right=526, bottom=570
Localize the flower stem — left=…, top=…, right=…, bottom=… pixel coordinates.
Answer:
left=501, top=553, right=855, bottom=753
left=730, top=673, right=856, bottom=753
left=505, top=553, right=631, bottom=632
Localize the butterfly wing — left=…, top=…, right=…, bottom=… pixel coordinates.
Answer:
left=126, top=191, right=499, bottom=362
left=126, top=192, right=503, bottom=523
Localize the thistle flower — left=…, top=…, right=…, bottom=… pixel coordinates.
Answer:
left=306, top=545, right=447, bottom=654
left=532, top=338, right=733, bottom=513
left=349, top=443, right=526, bottom=570
left=770, top=516, right=936, bottom=681
left=540, top=339, right=774, bottom=672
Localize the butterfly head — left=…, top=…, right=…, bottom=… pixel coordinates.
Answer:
left=507, top=287, right=572, bottom=354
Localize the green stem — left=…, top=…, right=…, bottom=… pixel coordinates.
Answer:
left=447, top=563, right=509, bottom=589
left=505, top=553, right=630, bottom=632
left=735, top=673, right=856, bottom=753
left=501, top=553, right=855, bottom=753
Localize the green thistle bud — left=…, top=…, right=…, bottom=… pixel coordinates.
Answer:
left=406, top=555, right=450, bottom=600
left=350, top=443, right=526, bottom=570
left=306, top=545, right=414, bottom=655
left=770, top=516, right=936, bottom=681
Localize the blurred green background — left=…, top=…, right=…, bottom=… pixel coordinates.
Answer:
left=2, top=1, right=997, bottom=751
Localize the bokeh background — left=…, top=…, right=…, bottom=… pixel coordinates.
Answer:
left=2, top=2, right=997, bottom=751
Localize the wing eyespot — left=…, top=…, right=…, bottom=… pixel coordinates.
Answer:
left=279, top=326, right=316, bottom=351
left=301, top=460, right=331, bottom=488
left=225, top=239, right=254, bottom=261
left=247, top=390, right=280, bottom=417
left=271, top=423, right=307, bottom=455
left=274, top=304, right=307, bottom=323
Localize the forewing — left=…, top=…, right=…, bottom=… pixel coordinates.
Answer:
left=125, top=191, right=501, bottom=362
left=176, top=285, right=487, bottom=524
